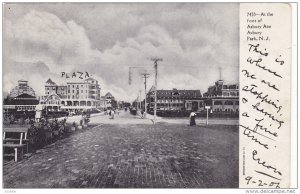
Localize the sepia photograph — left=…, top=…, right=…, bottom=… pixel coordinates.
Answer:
left=2, top=3, right=240, bottom=188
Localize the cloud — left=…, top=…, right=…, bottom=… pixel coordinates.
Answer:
left=4, top=10, right=102, bottom=72
left=3, top=4, right=239, bottom=102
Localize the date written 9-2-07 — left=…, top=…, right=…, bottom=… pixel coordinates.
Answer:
left=245, top=176, right=280, bottom=188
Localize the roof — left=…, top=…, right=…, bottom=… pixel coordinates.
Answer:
left=105, top=92, right=113, bottom=97
left=4, top=93, right=39, bottom=105
left=14, top=93, right=37, bottom=99
left=66, top=82, right=87, bottom=84
left=149, top=88, right=202, bottom=98
left=44, top=93, right=62, bottom=101
left=9, top=82, right=36, bottom=98
left=15, top=93, right=35, bottom=99
left=18, top=79, right=28, bottom=83
left=45, top=78, right=57, bottom=85
left=148, top=86, right=156, bottom=93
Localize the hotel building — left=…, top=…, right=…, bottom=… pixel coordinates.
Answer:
left=203, top=80, right=239, bottom=112
left=147, top=87, right=204, bottom=111
left=40, top=77, right=101, bottom=111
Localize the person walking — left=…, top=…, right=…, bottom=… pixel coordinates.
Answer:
left=189, top=111, right=197, bottom=126
left=111, top=109, right=115, bottom=119
left=141, top=109, right=144, bottom=119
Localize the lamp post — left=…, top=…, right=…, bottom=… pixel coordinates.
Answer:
left=205, top=106, right=211, bottom=125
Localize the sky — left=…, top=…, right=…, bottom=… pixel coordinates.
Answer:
left=3, top=3, right=239, bottom=101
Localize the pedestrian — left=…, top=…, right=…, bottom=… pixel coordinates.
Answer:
left=110, top=109, right=115, bottom=119
left=141, top=109, right=144, bottom=119
left=189, top=111, right=196, bottom=126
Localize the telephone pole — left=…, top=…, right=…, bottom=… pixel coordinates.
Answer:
left=141, top=73, right=150, bottom=118
left=139, top=89, right=142, bottom=109
left=151, top=58, right=163, bottom=124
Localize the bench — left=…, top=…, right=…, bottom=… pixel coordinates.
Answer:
left=3, top=126, right=29, bottom=162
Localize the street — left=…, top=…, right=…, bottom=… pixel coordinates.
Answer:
left=3, top=111, right=239, bottom=188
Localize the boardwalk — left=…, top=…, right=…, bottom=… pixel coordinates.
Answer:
left=3, top=111, right=238, bottom=188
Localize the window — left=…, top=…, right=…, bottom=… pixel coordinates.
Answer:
left=223, top=92, right=229, bottom=96
left=72, top=95, right=74, bottom=99
left=81, top=90, right=83, bottom=93
left=224, top=101, right=234, bottom=105
left=229, top=85, right=237, bottom=89
left=73, top=90, right=74, bottom=93
left=235, top=101, right=239, bottom=105
left=230, top=92, right=236, bottom=96
left=214, top=101, right=222, bottom=105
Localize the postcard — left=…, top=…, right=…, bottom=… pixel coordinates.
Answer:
left=1, top=2, right=297, bottom=191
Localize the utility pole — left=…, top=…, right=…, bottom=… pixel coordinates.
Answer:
left=141, top=73, right=150, bottom=118
left=151, top=58, right=163, bottom=124
left=136, top=95, right=138, bottom=110
left=139, top=90, right=142, bottom=109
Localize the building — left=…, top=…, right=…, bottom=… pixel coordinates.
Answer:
left=4, top=80, right=39, bottom=113
left=100, top=92, right=117, bottom=109
left=45, top=78, right=67, bottom=98
left=142, top=79, right=239, bottom=115
left=9, top=80, right=36, bottom=98
left=203, top=80, right=239, bottom=112
left=39, top=93, right=62, bottom=112
left=146, top=87, right=203, bottom=111
left=41, top=77, right=101, bottom=111
left=204, top=80, right=239, bottom=97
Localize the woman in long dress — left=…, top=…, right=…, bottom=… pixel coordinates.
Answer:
left=189, top=111, right=196, bottom=126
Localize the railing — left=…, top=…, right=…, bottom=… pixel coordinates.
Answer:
left=147, top=110, right=239, bottom=118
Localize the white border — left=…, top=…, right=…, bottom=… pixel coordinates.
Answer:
left=290, top=2, right=298, bottom=189
left=0, top=1, right=298, bottom=193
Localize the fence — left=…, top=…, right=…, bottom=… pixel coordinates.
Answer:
left=147, top=110, right=239, bottom=118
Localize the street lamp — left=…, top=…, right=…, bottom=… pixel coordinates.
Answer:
left=205, top=106, right=211, bottom=125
